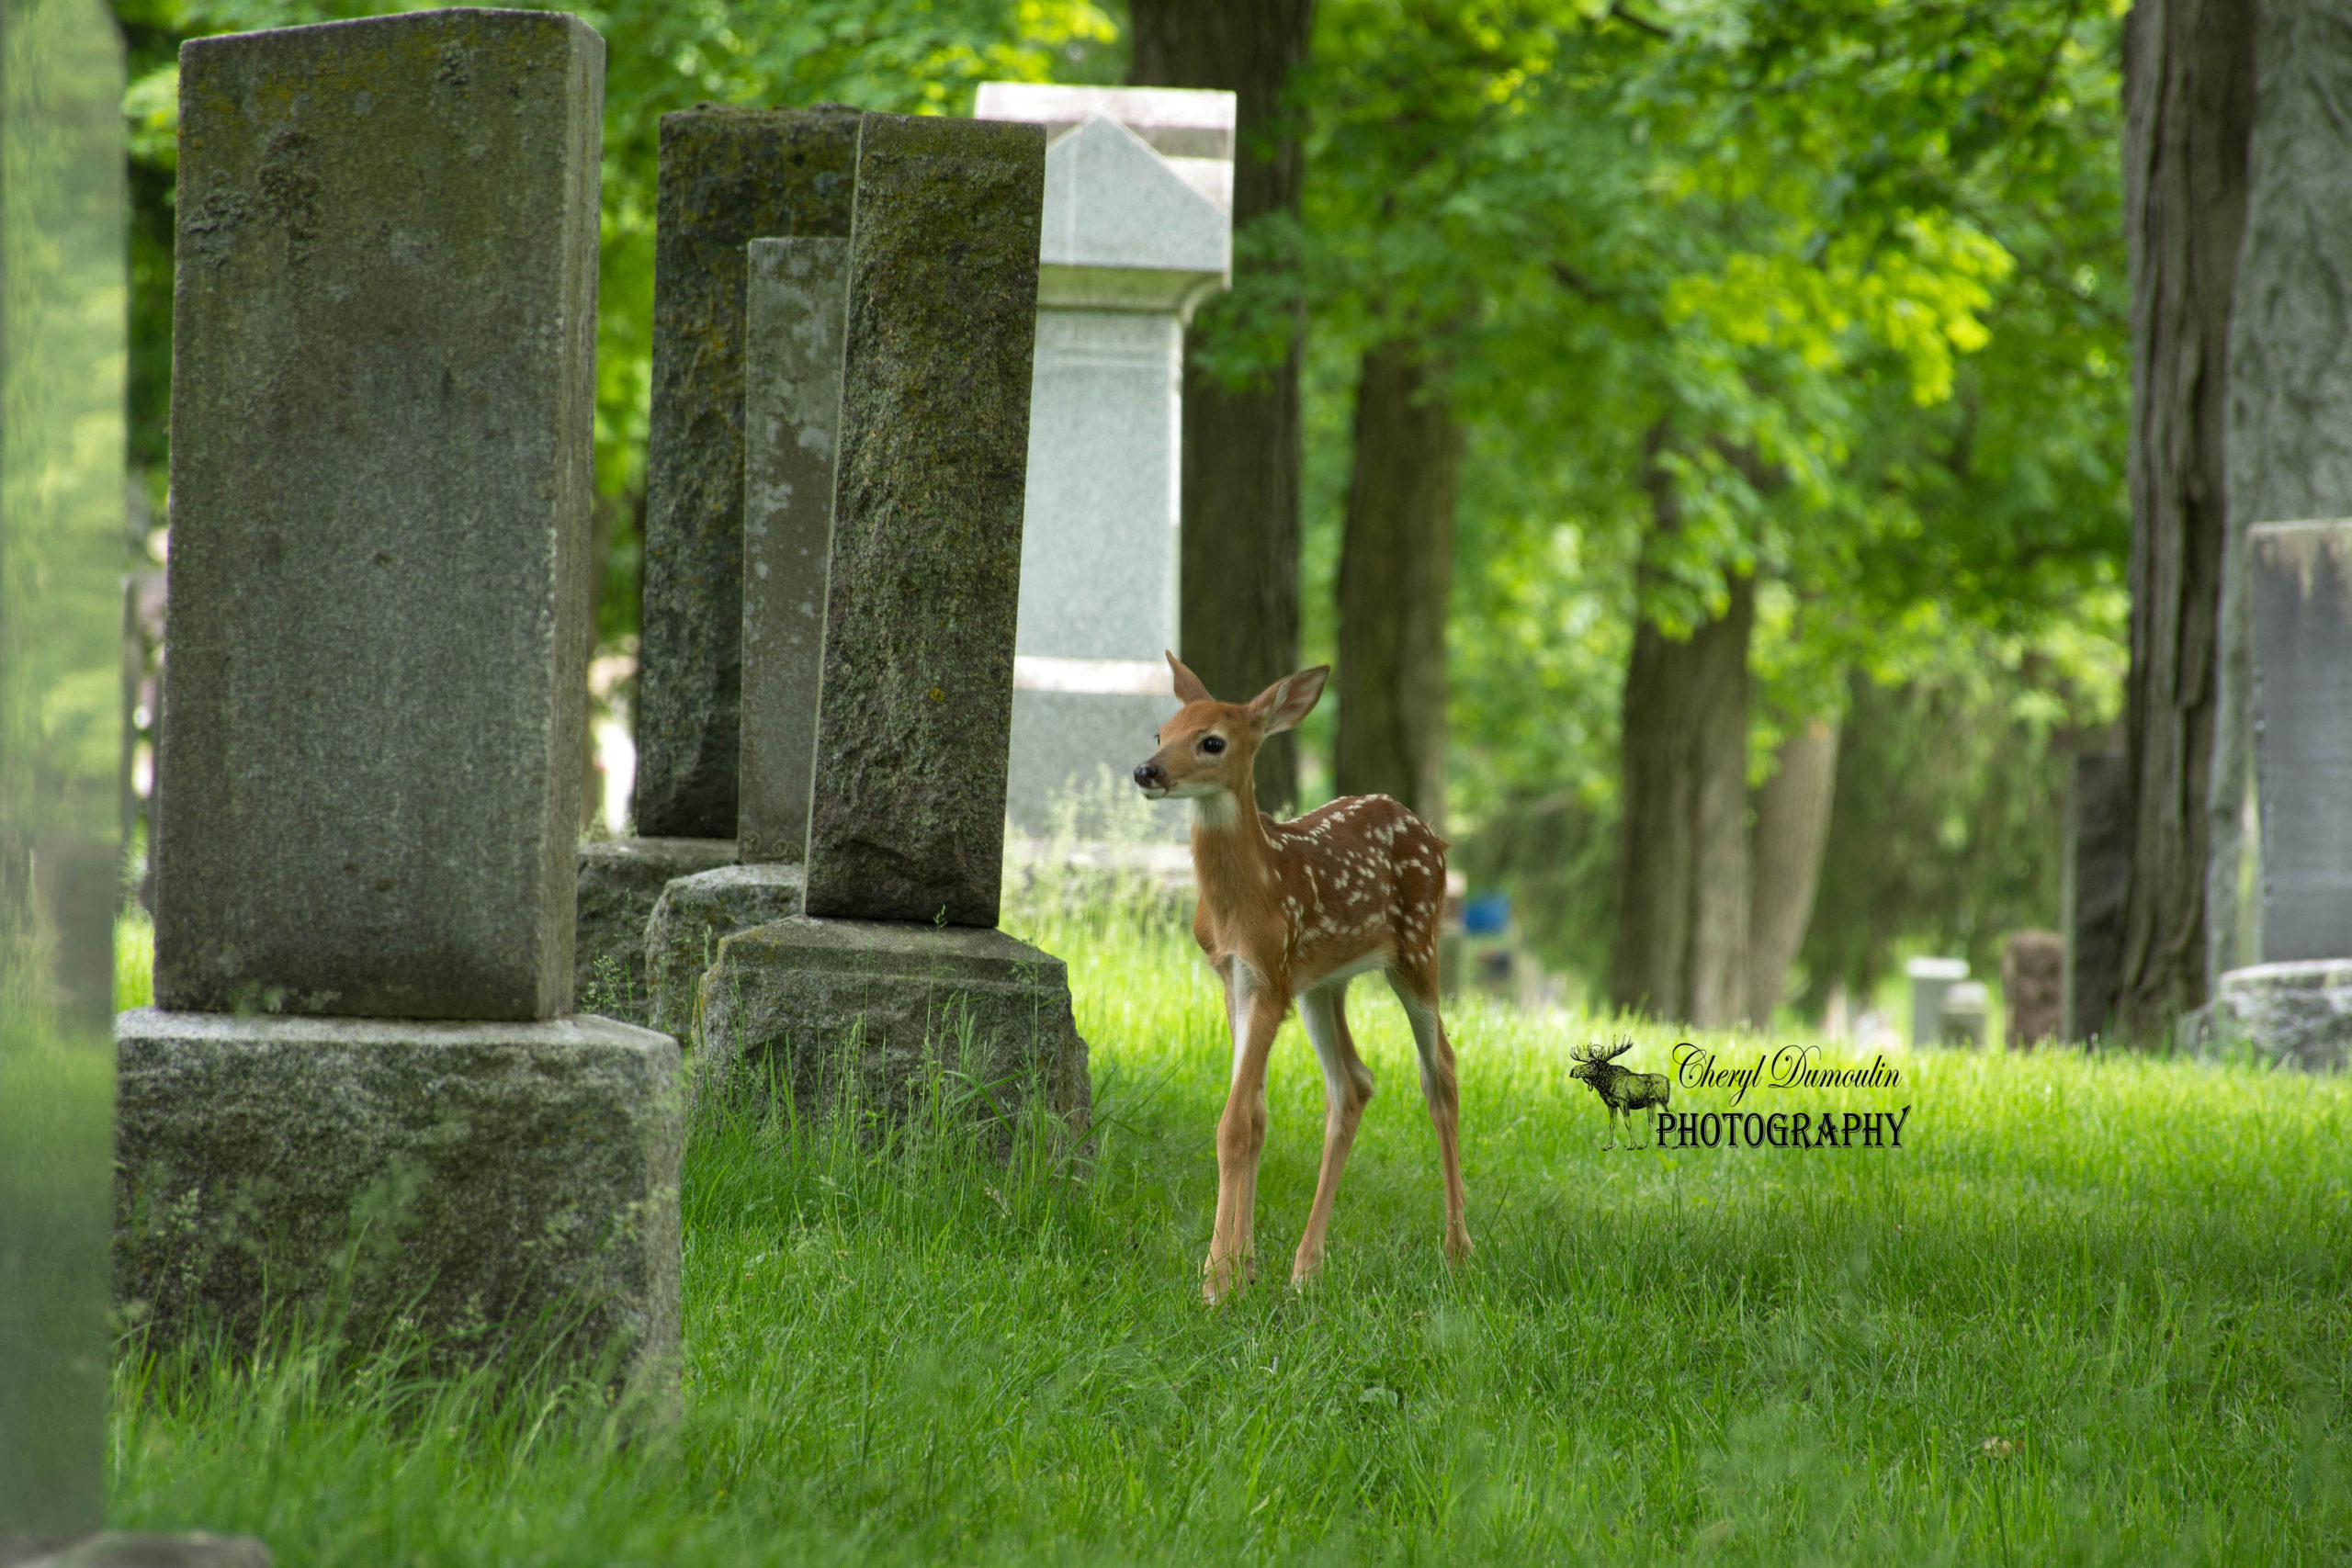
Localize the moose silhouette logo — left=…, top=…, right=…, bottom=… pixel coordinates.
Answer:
left=1569, top=1039, right=1671, bottom=1149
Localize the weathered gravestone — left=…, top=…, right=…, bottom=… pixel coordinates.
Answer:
left=2210, top=522, right=2352, bottom=1069
left=2001, top=931, right=2064, bottom=1049
left=694, top=113, right=1089, bottom=1128
left=118, top=11, right=679, bottom=1391
left=2063, top=751, right=2128, bottom=1042
left=973, top=84, right=1232, bottom=839
left=640, top=233, right=845, bottom=1038
left=574, top=107, right=860, bottom=1020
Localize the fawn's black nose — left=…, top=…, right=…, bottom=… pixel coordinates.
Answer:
left=1133, top=761, right=1164, bottom=790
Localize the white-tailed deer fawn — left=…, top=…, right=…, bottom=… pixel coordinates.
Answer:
left=1133, top=652, right=1471, bottom=1302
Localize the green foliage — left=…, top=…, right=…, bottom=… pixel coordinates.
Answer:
left=1279, top=1, right=2129, bottom=998
left=109, top=910, right=2352, bottom=1562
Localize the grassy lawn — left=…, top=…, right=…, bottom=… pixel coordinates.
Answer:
left=107, top=895, right=2352, bottom=1564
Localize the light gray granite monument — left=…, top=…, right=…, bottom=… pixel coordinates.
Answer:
left=692, top=112, right=1089, bottom=1129
left=2211, top=522, right=2352, bottom=1069
left=119, top=12, right=678, bottom=1391
left=973, top=84, right=1232, bottom=837
left=575, top=107, right=862, bottom=1021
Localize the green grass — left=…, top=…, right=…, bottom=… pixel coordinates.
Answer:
left=107, top=892, right=2352, bottom=1564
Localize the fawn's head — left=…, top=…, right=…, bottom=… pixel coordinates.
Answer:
left=1132, top=652, right=1329, bottom=813
left=1569, top=1040, right=1634, bottom=1085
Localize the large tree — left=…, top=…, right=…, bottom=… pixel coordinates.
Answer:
left=1127, top=0, right=1317, bottom=808
left=2116, top=0, right=2255, bottom=1039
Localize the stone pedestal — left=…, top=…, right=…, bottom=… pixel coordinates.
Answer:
left=115, top=1010, right=680, bottom=1385
left=975, top=86, right=1233, bottom=837
left=645, top=863, right=804, bottom=1043
left=0, top=1535, right=271, bottom=1568
left=695, top=919, right=1089, bottom=1128
left=573, top=837, right=737, bottom=1024
left=2210, top=960, right=2352, bottom=1071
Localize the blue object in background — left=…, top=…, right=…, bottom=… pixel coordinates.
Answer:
left=1464, top=894, right=1510, bottom=935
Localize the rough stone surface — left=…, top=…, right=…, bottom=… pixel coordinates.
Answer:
left=695, top=918, right=1089, bottom=1127
left=2063, top=752, right=2130, bottom=1041
left=157, top=11, right=603, bottom=1021
left=802, top=114, right=1044, bottom=927
left=2248, top=522, right=2352, bottom=962
left=2210, top=959, right=2352, bottom=1071
left=2001, top=930, right=2064, bottom=1049
left=0, top=1534, right=272, bottom=1568
left=635, top=107, right=859, bottom=840
left=574, top=837, right=737, bottom=1025
left=115, top=1010, right=681, bottom=1388
left=739, top=237, right=849, bottom=865
left=645, top=863, right=804, bottom=1043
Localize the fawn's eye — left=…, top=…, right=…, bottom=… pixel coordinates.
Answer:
left=1201, top=735, right=1226, bottom=755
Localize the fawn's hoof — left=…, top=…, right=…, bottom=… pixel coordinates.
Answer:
left=1202, top=1251, right=1257, bottom=1304
left=1443, top=1227, right=1474, bottom=1264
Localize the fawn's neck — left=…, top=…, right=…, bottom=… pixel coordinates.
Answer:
left=1190, top=778, right=1277, bottom=913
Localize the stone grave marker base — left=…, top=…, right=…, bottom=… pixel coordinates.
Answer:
left=646, top=863, right=807, bottom=1043
left=693, top=918, right=1090, bottom=1133
left=0, top=1534, right=272, bottom=1568
left=573, top=837, right=738, bottom=1024
left=114, top=1010, right=680, bottom=1393
left=2207, top=960, right=2352, bottom=1071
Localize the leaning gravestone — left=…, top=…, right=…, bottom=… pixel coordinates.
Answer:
left=118, top=11, right=679, bottom=1391
left=574, top=107, right=861, bottom=1020
left=972, top=84, right=1232, bottom=839
left=694, top=112, right=1090, bottom=1127
left=639, top=209, right=855, bottom=1038
left=2210, top=522, right=2352, bottom=1069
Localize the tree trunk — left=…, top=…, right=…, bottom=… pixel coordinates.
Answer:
left=1745, top=715, right=1839, bottom=1028
left=1129, top=0, right=1315, bottom=810
left=1611, top=435, right=1753, bottom=1026
left=2214, top=0, right=2352, bottom=979
left=2117, top=0, right=2256, bottom=1039
left=1333, top=340, right=1459, bottom=829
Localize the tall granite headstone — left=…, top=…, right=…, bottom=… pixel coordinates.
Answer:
left=973, top=85, right=1232, bottom=838
left=576, top=107, right=859, bottom=1022
left=119, top=12, right=678, bottom=1388
left=694, top=113, right=1088, bottom=1129
left=2210, top=522, right=2352, bottom=1069
left=802, top=113, right=1046, bottom=926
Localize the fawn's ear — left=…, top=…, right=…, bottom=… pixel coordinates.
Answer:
left=1165, top=651, right=1213, bottom=705
left=1247, top=665, right=1329, bottom=736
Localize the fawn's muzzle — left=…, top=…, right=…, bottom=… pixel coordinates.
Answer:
left=1133, top=761, right=1165, bottom=792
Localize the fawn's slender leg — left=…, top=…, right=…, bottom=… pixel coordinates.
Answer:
left=1293, top=982, right=1375, bottom=1286
left=1387, top=969, right=1472, bottom=1262
left=1207, top=968, right=1284, bottom=1303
